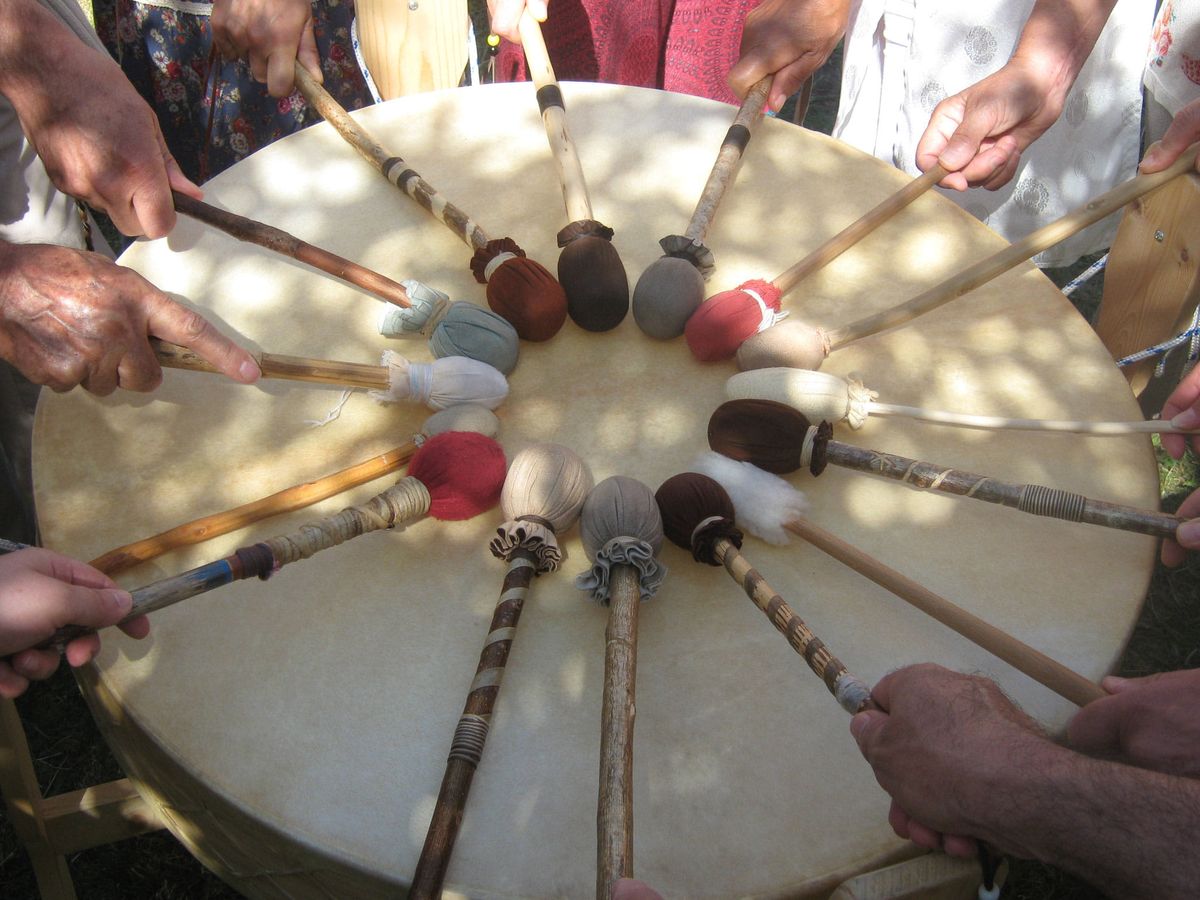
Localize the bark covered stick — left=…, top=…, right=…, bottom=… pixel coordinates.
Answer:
left=173, top=191, right=411, bottom=307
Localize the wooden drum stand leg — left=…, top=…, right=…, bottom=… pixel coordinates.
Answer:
left=0, top=697, right=163, bottom=899
left=1094, top=172, right=1200, bottom=406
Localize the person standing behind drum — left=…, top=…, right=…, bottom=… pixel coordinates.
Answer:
left=0, top=548, right=149, bottom=699
left=849, top=662, right=1200, bottom=900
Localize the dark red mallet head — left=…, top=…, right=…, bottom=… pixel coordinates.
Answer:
left=557, top=220, right=629, bottom=333
left=707, top=399, right=832, bottom=476
left=471, top=238, right=568, bottom=342
left=685, top=279, right=783, bottom=362
left=655, top=472, right=743, bottom=566
left=408, top=430, right=507, bottom=520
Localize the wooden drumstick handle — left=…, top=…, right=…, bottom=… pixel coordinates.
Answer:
left=823, top=438, right=1184, bottom=540
left=783, top=517, right=1106, bottom=707
left=411, top=549, right=539, bottom=900
left=684, top=76, right=773, bottom=244
left=293, top=63, right=492, bottom=252
left=152, top=338, right=390, bottom=390
left=710, top=537, right=875, bottom=715
left=518, top=11, right=593, bottom=223
left=49, top=477, right=432, bottom=647
left=870, top=402, right=1200, bottom=435
left=773, top=164, right=948, bottom=296
left=597, top=564, right=640, bottom=900
left=172, top=192, right=411, bottom=307
left=825, top=144, right=1200, bottom=350
left=89, top=443, right=417, bottom=575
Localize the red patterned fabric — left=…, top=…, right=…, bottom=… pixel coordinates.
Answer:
left=495, top=0, right=757, bottom=105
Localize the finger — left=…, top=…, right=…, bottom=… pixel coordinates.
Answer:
left=45, top=553, right=121, bottom=592
left=267, top=48, right=298, bottom=98
left=118, top=614, right=151, bottom=641
left=250, top=51, right=269, bottom=85
left=1066, top=695, right=1122, bottom=754
left=848, top=708, right=888, bottom=757
left=9, top=647, right=62, bottom=681
left=63, top=634, right=103, bottom=667
left=887, top=800, right=912, bottom=839
left=129, top=132, right=180, bottom=240
left=942, top=834, right=979, bottom=858
left=114, top=337, right=164, bottom=394
left=166, top=157, right=203, bottom=202
left=55, top=586, right=134, bottom=631
left=144, top=295, right=260, bottom=384
left=295, top=23, right=321, bottom=87
left=904, top=819, right=943, bottom=851
left=0, top=662, right=30, bottom=699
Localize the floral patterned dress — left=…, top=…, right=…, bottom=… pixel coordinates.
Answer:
left=1145, top=0, right=1200, bottom=116
left=94, top=0, right=375, bottom=183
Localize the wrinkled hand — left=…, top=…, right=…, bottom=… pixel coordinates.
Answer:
left=3, top=2, right=198, bottom=238
left=1140, top=97, right=1200, bottom=175
left=0, top=241, right=260, bottom=395
left=1069, top=670, right=1200, bottom=777
left=610, top=879, right=663, bottom=900
left=487, top=0, right=548, bottom=44
left=850, top=663, right=1055, bottom=859
left=728, top=0, right=850, bottom=112
left=915, top=59, right=1066, bottom=191
left=0, top=548, right=149, bottom=698
left=212, top=0, right=320, bottom=97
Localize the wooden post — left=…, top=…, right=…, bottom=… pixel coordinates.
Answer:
left=354, top=0, right=470, bottom=99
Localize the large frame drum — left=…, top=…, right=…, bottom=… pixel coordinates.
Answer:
left=33, top=83, right=1157, bottom=898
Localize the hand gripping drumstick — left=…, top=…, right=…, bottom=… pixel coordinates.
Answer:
left=632, top=76, right=774, bottom=340
left=46, top=432, right=506, bottom=648
left=574, top=476, right=668, bottom=900
left=726, top=368, right=1200, bottom=436
left=725, top=145, right=1200, bottom=369
left=171, top=191, right=412, bottom=308
left=292, top=63, right=568, bottom=342
left=518, top=13, right=629, bottom=332
left=655, top=469, right=1006, bottom=900
left=410, top=444, right=593, bottom=900
left=152, top=340, right=509, bottom=410
left=685, top=162, right=948, bottom=361
left=710, top=399, right=1188, bottom=540
left=690, top=450, right=1105, bottom=707
left=655, top=472, right=875, bottom=714
left=89, top=405, right=500, bottom=576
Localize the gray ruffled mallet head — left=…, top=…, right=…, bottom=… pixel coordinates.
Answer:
left=490, top=444, right=594, bottom=573
left=574, top=475, right=667, bottom=605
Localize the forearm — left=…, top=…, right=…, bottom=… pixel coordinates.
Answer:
left=979, top=743, right=1200, bottom=899
left=0, top=0, right=87, bottom=99
left=1009, top=0, right=1118, bottom=106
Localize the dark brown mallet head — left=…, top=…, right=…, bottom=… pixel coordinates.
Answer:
left=471, top=238, right=568, bottom=342
left=557, top=220, right=629, bottom=333
left=708, top=399, right=833, bottom=476
left=654, top=472, right=743, bottom=566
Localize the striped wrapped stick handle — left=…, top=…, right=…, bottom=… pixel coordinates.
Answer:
left=48, top=477, right=432, bottom=647
left=173, top=192, right=411, bottom=307
left=518, top=11, right=593, bottom=223
left=410, top=548, right=539, bottom=900
left=824, top=439, right=1183, bottom=540
left=684, top=75, right=773, bottom=244
left=90, top=442, right=418, bottom=576
left=711, top=538, right=874, bottom=714
left=597, top=564, right=640, bottom=900
left=293, top=63, right=492, bottom=252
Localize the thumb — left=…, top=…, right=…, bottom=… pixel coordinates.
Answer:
left=849, top=708, right=889, bottom=758
left=295, top=24, right=322, bottom=88
left=52, top=583, right=133, bottom=631
left=147, top=296, right=261, bottom=384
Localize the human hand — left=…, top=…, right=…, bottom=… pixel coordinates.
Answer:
left=727, top=0, right=850, bottom=112
left=0, top=548, right=149, bottom=698
left=1140, top=98, right=1200, bottom=175
left=212, top=0, right=320, bottom=97
left=487, top=0, right=548, bottom=44
left=0, top=241, right=260, bottom=395
left=1068, top=669, right=1200, bottom=777
left=915, top=59, right=1066, bottom=191
left=1160, top=488, right=1200, bottom=567
left=610, top=878, right=663, bottom=900
left=2, top=1, right=199, bottom=238
left=849, top=663, right=1058, bottom=860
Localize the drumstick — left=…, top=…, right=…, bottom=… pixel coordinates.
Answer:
left=291, top=63, right=568, bottom=342
left=411, top=444, right=593, bottom=900
left=632, top=76, right=773, bottom=340
left=724, top=145, right=1200, bottom=369
left=172, top=191, right=412, bottom=308
left=45, top=432, right=506, bottom=647
left=574, top=477, right=667, bottom=900
left=709, top=399, right=1187, bottom=540
left=379, top=290, right=521, bottom=375
left=152, top=340, right=509, bottom=410
left=89, top=404, right=501, bottom=576
left=654, top=472, right=875, bottom=714
left=691, top=450, right=1106, bottom=707
left=518, top=13, right=629, bottom=332
left=685, top=163, right=948, bottom=361
left=726, top=367, right=1200, bottom=436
